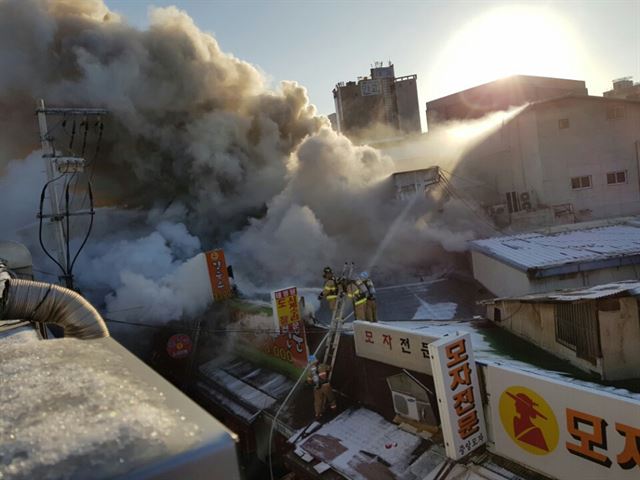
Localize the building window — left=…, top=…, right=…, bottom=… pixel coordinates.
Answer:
left=558, top=118, right=570, bottom=129
left=571, top=175, right=592, bottom=190
left=606, top=170, right=627, bottom=185
left=555, top=303, right=601, bottom=363
left=606, top=105, right=625, bottom=119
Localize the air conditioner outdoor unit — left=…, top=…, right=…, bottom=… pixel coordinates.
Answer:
left=392, top=392, right=421, bottom=421
left=489, top=204, right=507, bottom=216
left=520, top=192, right=532, bottom=211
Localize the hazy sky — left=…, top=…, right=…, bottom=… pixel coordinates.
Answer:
left=104, top=0, right=640, bottom=130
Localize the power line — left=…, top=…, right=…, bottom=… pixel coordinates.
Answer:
left=439, top=174, right=505, bottom=235
left=103, top=316, right=341, bottom=335
left=36, top=101, right=105, bottom=289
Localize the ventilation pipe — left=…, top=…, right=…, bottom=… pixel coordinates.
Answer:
left=0, top=277, right=109, bottom=340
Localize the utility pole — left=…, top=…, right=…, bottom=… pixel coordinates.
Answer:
left=37, top=99, right=68, bottom=278
left=36, top=99, right=108, bottom=289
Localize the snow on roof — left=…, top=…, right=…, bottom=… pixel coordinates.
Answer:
left=363, top=321, right=640, bottom=401
left=296, top=408, right=434, bottom=480
left=0, top=329, right=212, bottom=480
left=486, top=280, right=640, bottom=303
left=470, top=223, right=640, bottom=276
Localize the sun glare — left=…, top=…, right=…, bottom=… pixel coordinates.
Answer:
left=431, top=6, right=587, bottom=96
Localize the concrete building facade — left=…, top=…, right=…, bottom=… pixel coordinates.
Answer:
left=483, top=281, right=640, bottom=380
left=449, top=94, right=640, bottom=228
left=426, top=75, right=588, bottom=128
left=333, top=63, right=421, bottom=140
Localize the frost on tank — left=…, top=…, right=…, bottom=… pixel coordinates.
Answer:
left=0, top=332, right=202, bottom=480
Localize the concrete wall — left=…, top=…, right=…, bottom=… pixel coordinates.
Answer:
left=598, top=297, right=640, bottom=380
left=449, top=96, right=640, bottom=229
left=472, top=251, right=640, bottom=297
left=488, top=297, right=640, bottom=380
left=395, top=76, right=421, bottom=134
left=471, top=251, right=532, bottom=297
left=534, top=98, right=640, bottom=221
left=488, top=301, right=604, bottom=376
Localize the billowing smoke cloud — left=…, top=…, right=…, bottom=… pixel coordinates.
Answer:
left=0, top=0, right=324, bottom=237
left=0, top=0, right=501, bottom=323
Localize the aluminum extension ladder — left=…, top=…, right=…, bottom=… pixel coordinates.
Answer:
left=322, top=262, right=354, bottom=382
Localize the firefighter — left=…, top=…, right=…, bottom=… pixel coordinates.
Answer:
left=346, top=277, right=367, bottom=321
left=307, top=355, right=336, bottom=418
left=317, top=267, right=339, bottom=311
left=359, top=271, right=377, bottom=322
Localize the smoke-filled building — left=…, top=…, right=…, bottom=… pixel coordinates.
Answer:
left=332, top=63, right=421, bottom=140
left=425, top=75, right=588, bottom=129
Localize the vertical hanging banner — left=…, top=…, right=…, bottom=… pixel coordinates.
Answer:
left=205, top=249, right=232, bottom=301
left=262, top=286, right=309, bottom=372
left=429, top=332, right=486, bottom=460
left=271, top=286, right=301, bottom=330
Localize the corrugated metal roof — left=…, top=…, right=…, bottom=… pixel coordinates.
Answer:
left=485, top=280, right=640, bottom=303
left=470, top=223, right=640, bottom=274
left=295, top=408, right=430, bottom=480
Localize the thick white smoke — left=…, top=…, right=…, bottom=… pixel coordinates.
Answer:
left=0, top=0, right=502, bottom=323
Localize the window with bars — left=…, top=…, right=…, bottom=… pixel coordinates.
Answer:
left=555, top=303, right=602, bottom=364
left=571, top=175, right=592, bottom=190
left=606, top=105, right=625, bottom=119
left=606, top=170, right=627, bottom=185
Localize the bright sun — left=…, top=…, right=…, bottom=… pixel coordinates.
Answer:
left=432, top=6, right=587, bottom=96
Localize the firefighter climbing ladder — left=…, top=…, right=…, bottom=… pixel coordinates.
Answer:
left=323, top=261, right=354, bottom=383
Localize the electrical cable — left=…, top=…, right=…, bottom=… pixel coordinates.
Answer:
left=80, top=118, right=89, bottom=156
left=103, top=316, right=347, bottom=335
left=38, top=111, right=104, bottom=291
left=78, top=118, right=103, bottom=210
left=440, top=175, right=504, bottom=235
left=439, top=168, right=496, bottom=193
left=65, top=182, right=71, bottom=288
left=68, top=181, right=94, bottom=274
left=68, top=118, right=76, bottom=150
left=38, top=174, right=68, bottom=278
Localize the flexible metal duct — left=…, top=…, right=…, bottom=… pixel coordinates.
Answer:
left=1, top=278, right=109, bottom=339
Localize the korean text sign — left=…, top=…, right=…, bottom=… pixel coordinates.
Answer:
left=429, top=333, right=487, bottom=460
left=353, top=321, right=439, bottom=374
left=271, top=287, right=301, bottom=329
left=204, top=249, right=231, bottom=301
left=269, top=287, right=308, bottom=370
left=485, top=363, right=640, bottom=479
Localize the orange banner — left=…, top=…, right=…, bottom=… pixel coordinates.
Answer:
left=205, top=249, right=232, bottom=301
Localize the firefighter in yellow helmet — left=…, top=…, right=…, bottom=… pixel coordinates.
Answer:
left=306, top=355, right=337, bottom=418
left=318, top=267, right=339, bottom=311
left=346, top=276, right=367, bottom=321
left=358, top=271, right=377, bottom=322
